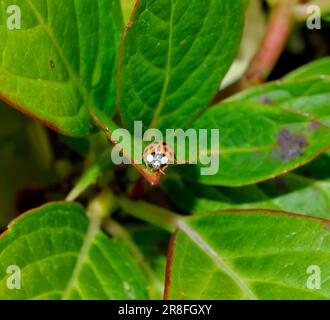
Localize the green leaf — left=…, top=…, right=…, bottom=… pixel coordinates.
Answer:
left=162, top=172, right=330, bottom=218
left=0, top=202, right=147, bottom=299
left=0, top=0, right=123, bottom=136
left=229, top=77, right=330, bottom=126
left=118, top=0, right=244, bottom=131
left=284, top=57, right=330, bottom=80
left=91, top=106, right=163, bottom=185
left=181, top=99, right=330, bottom=186
left=121, top=0, right=135, bottom=24
left=260, top=174, right=330, bottom=218
left=165, top=211, right=330, bottom=299
left=66, top=149, right=114, bottom=202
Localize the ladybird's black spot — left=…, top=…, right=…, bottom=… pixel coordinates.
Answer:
left=271, top=129, right=309, bottom=163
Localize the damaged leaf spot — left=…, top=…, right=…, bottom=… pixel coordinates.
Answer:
left=50, top=60, right=55, bottom=69
left=259, top=96, right=273, bottom=105
left=272, top=129, right=309, bottom=163
left=310, top=121, right=321, bottom=130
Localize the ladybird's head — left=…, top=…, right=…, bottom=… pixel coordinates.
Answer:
left=145, top=151, right=169, bottom=171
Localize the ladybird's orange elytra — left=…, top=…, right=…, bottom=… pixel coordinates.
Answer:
left=143, top=142, right=176, bottom=173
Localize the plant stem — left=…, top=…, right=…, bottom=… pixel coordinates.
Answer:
left=246, top=0, right=298, bottom=84
left=117, top=196, right=180, bottom=233
left=87, top=190, right=118, bottom=221
left=104, top=219, right=164, bottom=299
left=66, top=149, right=113, bottom=202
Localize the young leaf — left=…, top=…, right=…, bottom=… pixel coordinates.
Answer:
left=165, top=211, right=330, bottom=299
left=118, top=0, right=244, bottom=131
left=0, top=202, right=147, bottom=299
left=181, top=100, right=330, bottom=186
left=0, top=0, right=123, bottom=136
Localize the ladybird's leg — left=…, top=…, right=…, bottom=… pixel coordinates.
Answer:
left=159, top=166, right=167, bottom=175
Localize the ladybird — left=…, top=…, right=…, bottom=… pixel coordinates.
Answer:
left=143, top=142, right=175, bottom=174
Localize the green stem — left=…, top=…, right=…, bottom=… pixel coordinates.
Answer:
left=66, top=149, right=113, bottom=202
left=27, top=120, right=54, bottom=184
left=117, top=196, right=181, bottom=233
left=104, top=219, right=164, bottom=299
left=87, top=190, right=118, bottom=221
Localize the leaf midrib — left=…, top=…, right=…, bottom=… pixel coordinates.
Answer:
left=62, top=217, right=100, bottom=299
left=177, top=219, right=258, bottom=300
left=149, top=0, right=174, bottom=129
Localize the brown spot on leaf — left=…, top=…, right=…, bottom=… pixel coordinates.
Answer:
left=310, top=121, right=321, bottom=130
left=180, top=39, right=187, bottom=45
left=259, top=95, right=273, bottom=105
left=272, top=129, right=309, bottom=163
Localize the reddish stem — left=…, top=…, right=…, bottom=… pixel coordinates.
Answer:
left=246, top=0, right=297, bottom=84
